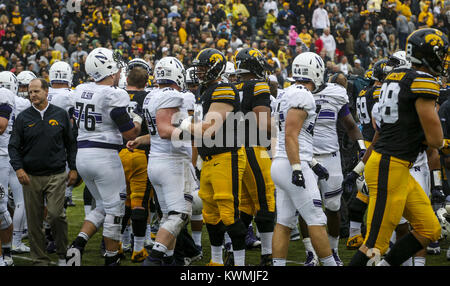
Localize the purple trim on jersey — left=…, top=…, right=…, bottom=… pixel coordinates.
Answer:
left=313, top=199, right=323, bottom=207
left=318, top=110, right=335, bottom=119
left=337, top=104, right=350, bottom=118
left=0, top=103, right=12, bottom=119
left=184, top=194, right=193, bottom=203
left=324, top=188, right=343, bottom=198
left=77, top=140, right=123, bottom=151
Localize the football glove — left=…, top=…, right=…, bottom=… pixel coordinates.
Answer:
left=357, top=140, right=367, bottom=160
left=440, top=139, right=450, bottom=155
left=291, top=164, right=305, bottom=188
left=342, top=171, right=359, bottom=195
left=310, top=158, right=329, bottom=181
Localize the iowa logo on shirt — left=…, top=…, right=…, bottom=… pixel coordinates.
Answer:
left=49, top=119, right=59, bottom=126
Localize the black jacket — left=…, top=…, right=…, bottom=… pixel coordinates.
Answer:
left=8, top=103, right=77, bottom=176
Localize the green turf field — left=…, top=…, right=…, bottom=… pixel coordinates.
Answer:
left=11, top=183, right=450, bottom=266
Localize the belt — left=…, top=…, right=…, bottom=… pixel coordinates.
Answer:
left=314, top=151, right=337, bottom=157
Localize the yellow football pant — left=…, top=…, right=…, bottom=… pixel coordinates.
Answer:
left=240, top=146, right=275, bottom=216
left=363, top=151, right=441, bottom=255
left=119, top=149, right=151, bottom=209
left=199, top=148, right=246, bottom=226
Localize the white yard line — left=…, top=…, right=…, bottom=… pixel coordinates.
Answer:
left=12, top=255, right=57, bottom=265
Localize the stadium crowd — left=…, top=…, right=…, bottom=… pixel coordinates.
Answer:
left=0, top=0, right=448, bottom=87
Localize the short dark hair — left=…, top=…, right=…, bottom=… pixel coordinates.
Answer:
left=30, top=78, right=49, bottom=91
left=127, top=67, right=148, bottom=89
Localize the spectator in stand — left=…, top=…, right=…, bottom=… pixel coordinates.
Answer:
left=320, top=28, right=336, bottom=62
left=298, top=26, right=312, bottom=49
left=418, top=4, right=434, bottom=27
left=352, top=59, right=365, bottom=77
left=396, top=11, right=410, bottom=50
left=264, top=0, right=279, bottom=17
left=360, top=21, right=373, bottom=43
left=337, top=56, right=353, bottom=75
left=277, top=2, right=296, bottom=35
left=313, top=32, right=324, bottom=54
left=343, top=28, right=355, bottom=65
left=355, top=32, right=370, bottom=69
left=288, top=25, right=298, bottom=53
left=312, top=1, right=330, bottom=36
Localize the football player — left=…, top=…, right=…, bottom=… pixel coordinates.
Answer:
left=178, top=48, right=248, bottom=266
left=349, top=28, right=449, bottom=266
left=17, top=71, right=37, bottom=99
left=128, top=56, right=194, bottom=266
left=66, top=47, right=141, bottom=266
left=271, top=52, right=336, bottom=266
left=344, top=59, right=389, bottom=250
left=118, top=62, right=152, bottom=263
left=233, top=47, right=275, bottom=266
left=48, top=61, right=76, bottom=208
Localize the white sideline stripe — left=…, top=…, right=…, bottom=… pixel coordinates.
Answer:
left=286, top=260, right=303, bottom=265
left=12, top=255, right=57, bottom=265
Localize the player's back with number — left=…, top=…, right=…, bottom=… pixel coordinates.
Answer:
left=374, top=68, right=439, bottom=162
left=73, top=82, right=130, bottom=146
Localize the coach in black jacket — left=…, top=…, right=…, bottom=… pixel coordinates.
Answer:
left=8, top=78, right=77, bottom=266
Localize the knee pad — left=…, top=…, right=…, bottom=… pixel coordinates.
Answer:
left=131, top=208, right=148, bottom=237
left=103, top=213, right=122, bottom=241
left=85, top=208, right=105, bottom=229
left=191, top=214, right=203, bottom=221
left=323, top=193, right=342, bottom=212
left=205, top=222, right=226, bottom=246
left=348, top=197, right=367, bottom=223
left=192, top=190, right=203, bottom=216
left=160, top=211, right=189, bottom=237
left=255, top=211, right=275, bottom=232
left=225, top=220, right=247, bottom=250
left=0, top=210, right=12, bottom=230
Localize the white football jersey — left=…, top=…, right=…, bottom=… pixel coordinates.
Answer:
left=0, top=88, right=16, bottom=156
left=312, top=83, right=349, bottom=154
left=372, top=102, right=427, bottom=167
left=73, top=83, right=130, bottom=146
left=274, top=83, right=316, bottom=162
left=270, top=94, right=277, bottom=116
left=143, top=87, right=190, bottom=157
left=14, top=97, right=31, bottom=115
left=182, top=90, right=195, bottom=112
left=48, top=87, right=75, bottom=113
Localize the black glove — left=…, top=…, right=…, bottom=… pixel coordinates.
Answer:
left=342, top=170, right=359, bottom=195
left=431, top=187, right=446, bottom=205
left=195, top=166, right=201, bottom=180
left=358, top=149, right=366, bottom=160
left=311, top=162, right=329, bottom=181
left=292, top=169, right=306, bottom=188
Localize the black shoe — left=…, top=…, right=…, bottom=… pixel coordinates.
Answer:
left=260, top=254, right=273, bottom=266
left=142, top=256, right=162, bottom=266
left=46, top=240, right=56, bottom=254
left=104, top=253, right=121, bottom=266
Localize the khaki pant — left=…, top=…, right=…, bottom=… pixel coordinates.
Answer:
left=23, top=172, right=68, bottom=266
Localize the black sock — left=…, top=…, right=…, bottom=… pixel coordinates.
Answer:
left=348, top=250, right=370, bottom=266
left=149, top=249, right=165, bottom=260
left=384, top=233, right=423, bottom=266
left=74, top=235, right=88, bottom=249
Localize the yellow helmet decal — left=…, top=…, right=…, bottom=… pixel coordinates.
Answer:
left=249, top=49, right=263, bottom=58
left=209, top=53, right=223, bottom=63
left=425, top=33, right=444, bottom=47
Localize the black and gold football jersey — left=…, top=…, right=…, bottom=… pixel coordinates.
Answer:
left=356, top=85, right=380, bottom=142
left=235, top=80, right=271, bottom=147
left=373, top=68, right=440, bottom=162
left=196, top=82, right=242, bottom=157
left=124, top=90, right=149, bottom=152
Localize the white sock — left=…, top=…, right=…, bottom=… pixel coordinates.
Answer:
left=152, top=242, right=168, bottom=254
left=211, top=245, right=223, bottom=264
left=413, top=256, right=426, bottom=266
left=320, top=255, right=337, bottom=266
left=145, top=224, right=151, bottom=240
left=260, top=232, right=273, bottom=255
left=105, top=250, right=118, bottom=257
left=349, top=221, right=362, bottom=237
left=273, top=258, right=286, bottom=266
left=192, top=231, right=202, bottom=246
left=134, top=236, right=145, bottom=252
left=224, top=232, right=232, bottom=244
left=78, top=231, right=89, bottom=241
left=12, top=231, right=22, bottom=246
left=303, top=237, right=315, bottom=254
left=328, top=235, right=339, bottom=250
left=121, top=226, right=131, bottom=243
left=166, top=249, right=174, bottom=257
left=84, top=205, right=92, bottom=217
left=376, top=259, right=391, bottom=266
left=233, top=249, right=245, bottom=266
left=401, top=257, right=413, bottom=266
left=0, top=256, right=4, bottom=266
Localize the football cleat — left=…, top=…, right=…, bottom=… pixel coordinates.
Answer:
left=121, top=242, right=132, bottom=253
left=12, top=242, right=30, bottom=254
left=426, top=241, right=441, bottom=255
left=346, top=234, right=364, bottom=250
left=332, top=249, right=344, bottom=266
left=206, top=260, right=224, bottom=266
left=131, top=248, right=149, bottom=263
left=142, top=256, right=162, bottom=266
left=245, top=225, right=261, bottom=249
left=3, top=255, right=14, bottom=266
left=290, top=226, right=301, bottom=241
left=46, top=240, right=56, bottom=254
left=184, top=245, right=203, bottom=266
left=224, top=249, right=234, bottom=266
left=303, top=251, right=319, bottom=266
left=104, top=253, right=121, bottom=266
left=260, top=254, right=273, bottom=266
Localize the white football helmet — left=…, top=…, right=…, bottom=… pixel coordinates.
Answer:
left=85, top=47, right=123, bottom=82
left=186, top=67, right=199, bottom=85
left=17, top=71, right=37, bottom=97
left=291, top=52, right=325, bottom=92
left=49, top=61, right=73, bottom=86
left=0, top=71, right=19, bottom=95
left=127, top=58, right=152, bottom=76
left=154, top=56, right=186, bottom=90
left=221, top=61, right=236, bottom=82
left=118, top=68, right=127, bottom=89
left=191, top=190, right=203, bottom=216
left=386, top=50, right=411, bottom=72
